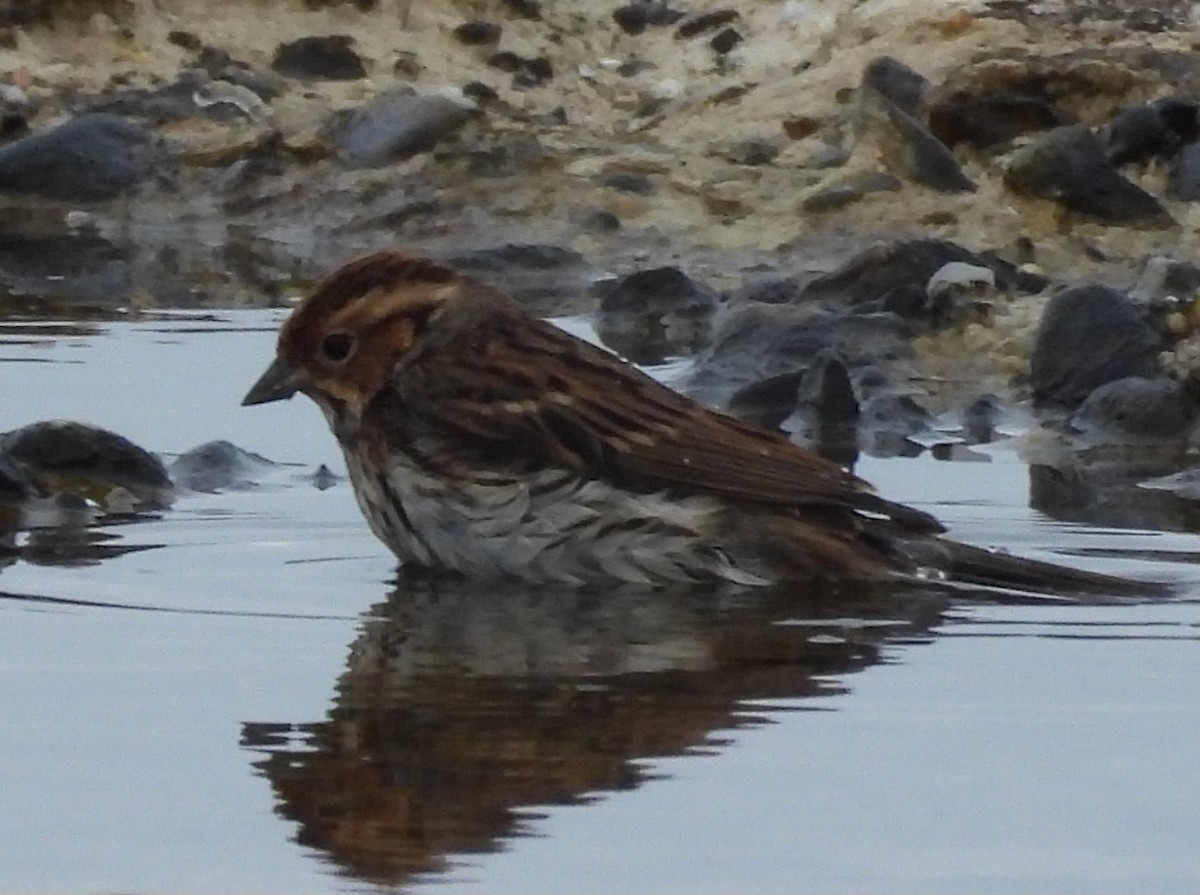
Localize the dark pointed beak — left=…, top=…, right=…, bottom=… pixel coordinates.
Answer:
left=242, top=357, right=302, bottom=406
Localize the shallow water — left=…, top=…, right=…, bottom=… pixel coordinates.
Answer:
left=2, top=313, right=1200, bottom=894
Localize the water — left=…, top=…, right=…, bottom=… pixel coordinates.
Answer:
left=2, top=312, right=1200, bottom=894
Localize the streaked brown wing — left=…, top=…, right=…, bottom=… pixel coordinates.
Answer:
left=397, top=299, right=941, bottom=533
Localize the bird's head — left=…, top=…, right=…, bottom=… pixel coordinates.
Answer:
left=242, top=251, right=460, bottom=422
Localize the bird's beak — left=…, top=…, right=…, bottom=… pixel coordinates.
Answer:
left=242, top=357, right=302, bottom=406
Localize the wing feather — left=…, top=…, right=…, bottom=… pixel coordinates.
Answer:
left=393, top=289, right=942, bottom=533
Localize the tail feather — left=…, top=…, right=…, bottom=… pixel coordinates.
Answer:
left=940, top=538, right=1167, bottom=598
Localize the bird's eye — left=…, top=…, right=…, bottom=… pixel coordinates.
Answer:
left=320, top=330, right=356, bottom=363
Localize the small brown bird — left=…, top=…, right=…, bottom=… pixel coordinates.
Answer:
left=243, top=250, right=1148, bottom=594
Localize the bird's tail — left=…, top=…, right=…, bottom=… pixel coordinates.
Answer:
left=938, top=538, right=1167, bottom=598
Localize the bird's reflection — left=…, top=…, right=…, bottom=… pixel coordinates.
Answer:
left=244, top=575, right=953, bottom=886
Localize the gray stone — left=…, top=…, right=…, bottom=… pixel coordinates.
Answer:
left=1071, top=376, right=1194, bottom=441
left=1030, top=284, right=1163, bottom=409
left=1005, top=125, right=1171, bottom=223
left=336, top=91, right=472, bottom=166
left=0, top=113, right=158, bottom=201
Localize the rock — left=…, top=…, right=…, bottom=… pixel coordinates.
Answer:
left=675, top=9, right=738, bottom=39
left=796, top=349, right=860, bottom=429
left=335, top=90, right=472, bottom=166
left=1071, top=376, right=1195, bottom=441
left=1103, top=97, right=1198, bottom=166
left=801, top=172, right=902, bottom=213
left=453, top=21, right=502, bottom=46
left=446, top=244, right=589, bottom=314
left=1030, top=284, right=1164, bottom=409
left=0, top=420, right=173, bottom=512
left=709, top=28, right=742, bottom=55
left=500, top=0, right=542, bottom=19
left=730, top=274, right=804, bottom=305
left=928, top=89, right=1067, bottom=152
left=797, top=239, right=1036, bottom=312
left=855, top=79, right=976, bottom=193
left=0, top=450, right=35, bottom=501
left=594, top=266, right=718, bottom=364
left=861, top=56, right=929, bottom=117
left=0, top=231, right=131, bottom=304
left=1130, top=255, right=1200, bottom=304
left=612, top=2, right=683, bottom=35
left=962, top=393, right=1004, bottom=444
left=1004, top=124, right=1171, bottom=224
left=860, top=393, right=931, bottom=457
left=689, top=303, right=910, bottom=405
left=272, top=35, right=367, bottom=80
left=726, top=370, right=804, bottom=429
left=1169, top=142, right=1200, bottom=200
left=0, top=113, right=158, bottom=201
left=170, top=440, right=274, bottom=492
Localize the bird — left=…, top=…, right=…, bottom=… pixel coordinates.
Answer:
left=243, top=249, right=1153, bottom=595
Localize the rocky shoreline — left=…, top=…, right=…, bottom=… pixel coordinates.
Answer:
left=4, top=0, right=1200, bottom=547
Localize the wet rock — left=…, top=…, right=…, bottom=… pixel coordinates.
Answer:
left=928, top=89, right=1068, bottom=151
left=709, top=28, right=742, bottom=55
left=962, top=393, right=1004, bottom=444
left=451, top=243, right=582, bottom=273
left=447, top=244, right=588, bottom=314
left=272, top=35, right=367, bottom=81
left=1070, top=376, right=1195, bottom=441
left=861, top=57, right=930, bottom=117
left=796, top=349, right=860, bottom=430
left=1130, top=255, right=1200, bottom=304
left=594, top=266, right=718, bottom=364
left=612, top=2, right=683, bottom=35
left=0, top=231, right=132, bottom=304
left=690, top=303, right=910, bottom=405
left=1103, top=99, right=1196, bottom=166
left=800, top=172, right=902, bottom=213
left=500, top=0, right=542, bottom=19
left=599, top=170, right=655, bottom=194
left=335, top=90, right=472, bottom=167
left=730, top=274, right=804, bottom=305
left=860, top=393, right=931, bottom=457
left=0, top=450, right=35, bottom=501
left=487, top=52, right=554, bottom=88
left=454, top=21, right=502, bottom=46
left=726, top=370, right=804, bottom=429
left=797, top=239, right=1036, bottom=312
left=0, top=113, right=159, bottom=201
left=1004, top=125, right=1170, bottom=224
left=0, top=421, right=172, bottom=512
left=577, top=209, right=621, bottom=232
left=1030, top=284, right=1163, bottom=409
left=1168, top=143, right=1200, bottom=200
left=676, top=9, right=738, bottom=39
left=855, top=79, right=976, bottom=193
left=170, top=440, right=273, bottom=492
left=714, top=139, right=780, bottom=166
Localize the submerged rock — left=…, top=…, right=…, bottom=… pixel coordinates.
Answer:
left=1070, top=376, right=1195, bottom=441
left=0, top=420, right=173, bottom=513
left=170, top=440, right=275, bottom=493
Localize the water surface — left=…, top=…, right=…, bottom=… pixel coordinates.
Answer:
left=2, top=313, right=1199, bottom=894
